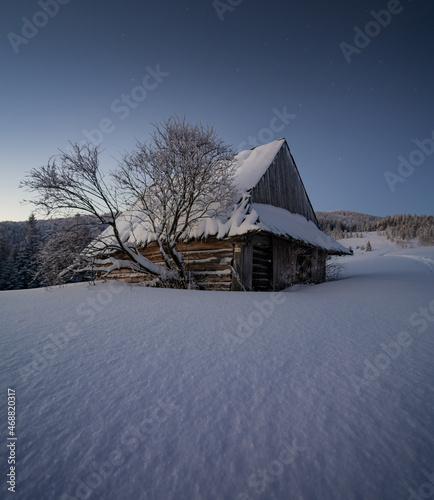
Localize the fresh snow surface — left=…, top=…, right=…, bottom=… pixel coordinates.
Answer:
left=1, top=236, right=434, bottom=500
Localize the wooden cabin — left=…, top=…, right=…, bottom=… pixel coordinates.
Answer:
left=94, top=139, right=350, bottom=290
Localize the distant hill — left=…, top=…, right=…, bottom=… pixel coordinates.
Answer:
left=0, top=216, right=104, bottom=247
left=0, top=219, right=62, bottom=246
left=316, top=210, right=382, bottom=238
left=317, top=211, right=434, bottom=245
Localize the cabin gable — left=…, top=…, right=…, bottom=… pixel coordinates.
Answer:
left=251, top=141, right=318, bottom=225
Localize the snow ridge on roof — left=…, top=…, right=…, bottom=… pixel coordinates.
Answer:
left=234, top=139, right=285, bottom=192
left=252, top=203, right=350, bottom=253
left=186, top=195, right=350, bottom=253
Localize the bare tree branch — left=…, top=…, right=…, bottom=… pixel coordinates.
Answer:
left=114, top=115, right=237, bottom=284
left=20, top=117, right=237, bottom=287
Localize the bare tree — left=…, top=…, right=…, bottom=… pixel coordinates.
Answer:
left=20, top=116, right=236, bottom=287
left=35, top=216, right=94, bottom=286
left=20, top=143, right=167, bottom=280
left=115, top=116, right=236, bottom=282
left=325, top=257, right=345, bottom=281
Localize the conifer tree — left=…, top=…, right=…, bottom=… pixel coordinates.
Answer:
left=13, top=213, right=41, bottom=289
left=0, top=229, right=13, bottom=290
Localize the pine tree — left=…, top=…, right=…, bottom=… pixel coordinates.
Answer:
left=0, top=229, right=13, bottom=290
left=5, top=245, right=19, bottom=289
left=13, top=214, right=41, bottom=289
left=366, top=241, right=372, bottom=252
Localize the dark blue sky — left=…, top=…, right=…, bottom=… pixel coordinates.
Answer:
left=1, top=0, right=433, bottom=221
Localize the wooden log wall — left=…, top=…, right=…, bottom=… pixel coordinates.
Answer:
left=178, top=238, right=234, bottom=290
left=97, top=238, right=235, bottom=291
left=96, top=234, right=328, bottom=291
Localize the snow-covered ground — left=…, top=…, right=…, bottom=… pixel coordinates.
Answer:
left=1, top=234, right=434, bottom=500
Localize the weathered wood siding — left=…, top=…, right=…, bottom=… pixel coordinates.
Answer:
left=99, top=238, right=234, bottom=291
left=250, top=233, right=273, bottom=291
left=98, top=233, right=328, bottom=291
left=251, top=143, right=318, bottom=225
left=234, top=233, right=328, bottom=291
left=269, top=236, right=328, bottom=290
left=231, top=236, right=253, bottom=291
left=309, top=248, right=327, bottom=284
left=272, top=237, right=296, bottom=289
left=179, top=238, right=233, bottom=290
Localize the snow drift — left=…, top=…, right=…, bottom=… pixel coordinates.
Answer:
left=1, top=236, right=433, bottom=499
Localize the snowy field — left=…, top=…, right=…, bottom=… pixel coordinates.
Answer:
left=1, top=233, right=434, bottom=500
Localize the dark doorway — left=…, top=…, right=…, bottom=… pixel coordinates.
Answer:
left=252, top=245, right=273, bottom=290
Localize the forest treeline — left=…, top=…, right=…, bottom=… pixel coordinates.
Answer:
left=317, top=211, right=434, bottom=245
left=0, top=214, right=102, bottom=290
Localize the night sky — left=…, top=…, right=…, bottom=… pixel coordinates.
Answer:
left=1, top=0, right=433, bottom=221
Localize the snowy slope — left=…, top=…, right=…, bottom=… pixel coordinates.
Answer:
left=338, top=231, right=413, bottom=257
left=1, top=241, right=434, bottom=500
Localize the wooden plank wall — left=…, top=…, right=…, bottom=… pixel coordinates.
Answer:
left=310, top=248, right=327, bottom=283
left=231, top=237, right=253, bottom=291
left=272, top=237, right=327, bottom=289
left=250, top=233, right=272, bottom=291
left=272, top=236, right=296, bottom=289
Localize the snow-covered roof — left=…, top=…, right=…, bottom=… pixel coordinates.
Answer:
left=93, top=140, right=350, bottom=255
left=252, top=204, right=349, bottom=253
left=186, top=197, right=349, bottom=253
left=234, top=139, right=285, bottom=191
